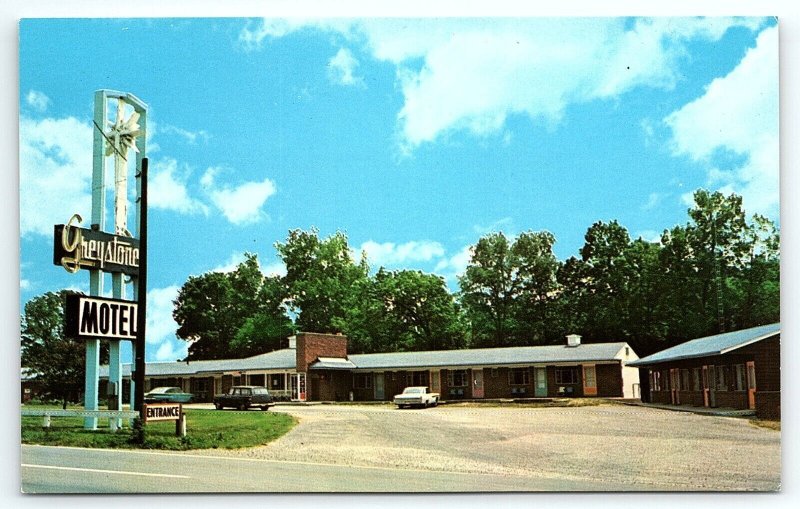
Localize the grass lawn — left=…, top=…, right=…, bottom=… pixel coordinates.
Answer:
left=749, top=419, right=781, bottom=431
left=21, top=408, right=297, bottom=450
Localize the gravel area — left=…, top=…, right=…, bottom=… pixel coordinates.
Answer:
left=186, top=403, right=781, bottom=491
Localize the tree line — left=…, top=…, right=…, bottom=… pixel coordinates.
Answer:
left=21, top=188, right=780, bottom=403
left=171, top=189, right=779, bottom=359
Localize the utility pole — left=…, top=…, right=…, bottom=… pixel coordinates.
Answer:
left=134, top=157, right=148, bottom=419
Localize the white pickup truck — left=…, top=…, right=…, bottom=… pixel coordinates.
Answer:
left=394, top=386, right=439, bottom=409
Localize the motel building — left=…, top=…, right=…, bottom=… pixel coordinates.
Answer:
left=99, top=332, right=641, bottom=402
left=628, top=323, right=781, bottom=419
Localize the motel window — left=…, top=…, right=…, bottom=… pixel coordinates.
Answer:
left=650, top=371, right=660, bottom=391
left=406, top=371, right=429, bottom=387
left=509, top=368, right=530, bottom=385
left=681, top=369, right=690, bottom=391
left=270, top=375, right=286, bottom=390
left=734, top=364, right=746, bottom=391
left=448, top=370, right=468, bottom=387
left=692, top=368, right=701, bottom=391
left=716, top=366, right=728, bottom=391
left=555, top=367, right=578, bottom=385
left=353, top=374, right=372, bottom=389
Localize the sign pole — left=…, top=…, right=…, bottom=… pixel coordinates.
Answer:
left=134, top=157, right=148, bottom=420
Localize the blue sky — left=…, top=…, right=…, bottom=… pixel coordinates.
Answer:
left=19, top=17, right=779, bottom=362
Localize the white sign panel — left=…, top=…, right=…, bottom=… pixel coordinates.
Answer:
left=65, top=294, right=138, bottom=340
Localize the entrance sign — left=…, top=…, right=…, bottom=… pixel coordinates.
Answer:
left=144, top=403, right=182, bottom=422
left=65, top=294, right=138, bottom=341
left=54, top=214, right=140, bottom=276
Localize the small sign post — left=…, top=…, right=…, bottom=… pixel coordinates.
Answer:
left=143, top=403, right=185, bottom=437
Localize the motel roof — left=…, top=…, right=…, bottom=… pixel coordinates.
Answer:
left=98, top=348, right=296, bottom=378
left=627, top=323, right=780, bottom=367
left=100, top=341, right=636, bottom=379
left=340, top=342, right=634, bottom=370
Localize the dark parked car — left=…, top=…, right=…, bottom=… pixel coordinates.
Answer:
left=144, top=386, right=193, bottom=403
left=213, top=386, right=273, bottom=411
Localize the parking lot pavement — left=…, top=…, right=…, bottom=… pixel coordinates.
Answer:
left=184, top=403, right=781, bottom=491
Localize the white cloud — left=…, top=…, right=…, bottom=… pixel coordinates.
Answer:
left=149, top=158, right=209, bottom=215
left=360, top=240, right=445, bottom=268
left=665, top=25, right=778, bottom=217
left=641, top=192, right=664, bottom=211
left=26, top=90, right=50, bottom=112
left=158, top=124, right=210, bottom=144
left=145, top=286, right=187, bottom=363
left=154, top=341, right=183, bottom=362
left=19, top=115, right=93, bottom=236
left=328, top=48, right=364, bottom=86
left=201, top=168, right=277, bottom=225
left=239, top=18, right=356, bottom=50
left=241, top=17, right=764, bottom=151
left=434, top=245, right=473, bottom=283
left=211, top=251, right=286, bottom=277
left=634, top=230, right=663, bottom=243
left=20, top=279, right=30, bottom=290
left=473, top=217, right=514, bottom=235
left=262, top=261, right=287, bottom=277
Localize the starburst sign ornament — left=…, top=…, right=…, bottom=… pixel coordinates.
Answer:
left=104, top=100, right=142, bottom=235
left=106, top=107, right=141, bottom=160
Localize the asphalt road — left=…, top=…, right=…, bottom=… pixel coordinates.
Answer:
left=21, top=444, right=618, bottom=493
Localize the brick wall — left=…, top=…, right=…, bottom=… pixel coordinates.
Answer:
left=310, top=370, right=352, bottom=401
left=596, top=363, right=623, bottom=397
left=295, top=332, right=348, bottom=374
left=642, top=334, right=780, bottom=416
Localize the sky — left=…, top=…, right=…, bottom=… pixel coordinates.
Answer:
left=18, top=17, right=780, bottom=363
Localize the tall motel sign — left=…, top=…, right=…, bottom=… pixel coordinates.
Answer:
left=53, top=90, right=149, bottom=430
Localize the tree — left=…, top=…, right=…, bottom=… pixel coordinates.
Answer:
left=173, top=253, right=293, bottom=360
left=459, top=231, right=560, bottom=347
left=336, top=269, right=467, bottom=353
left=276, top=228, right=369, bottom=333
left=458, top=233, right=518, bottom=347
left=231, top=275, right=295, bottom=357
left=21, top=291, right=85, bottom=409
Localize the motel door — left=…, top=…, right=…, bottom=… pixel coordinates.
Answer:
left=534, top=367, right=547, bottom=397
left=746, top=361, right=756, bottom=410
left=582, top=365, right=597, bottom=397
left=291, top=373, right=307, bottom=401
left=374, top=373, right=385, bottom=400
left=707, top=365, right=716, bottom=407
left=472, top=369, right=484, bottom=398
left=670, top=368, right=680, bottom=405
left=430, top=370, right=441, bottom=394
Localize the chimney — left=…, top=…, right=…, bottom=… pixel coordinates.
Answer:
left=566, top=334, right=581, bottom=347
left=288, top=335, right=297, bottom=349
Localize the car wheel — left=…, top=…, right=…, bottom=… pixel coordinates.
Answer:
left=238, top=403, right=247, bottom=411
left=215, top=403, right=223, bottom=410
left=433, top=399, right=438, bottom=407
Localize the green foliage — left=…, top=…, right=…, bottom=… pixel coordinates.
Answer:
left=459, top=231, right=559, bottom=347
left=276, top=228, right=369, bottom=333
left=21, top=291, right=85, bottom=408
left=162, top=189, right=778, bottom=359
left=173, top=253, right=294, bottom=360
left=21, top=409, right=297, bottom=450
left=338, top=269, right=467, bottom=353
